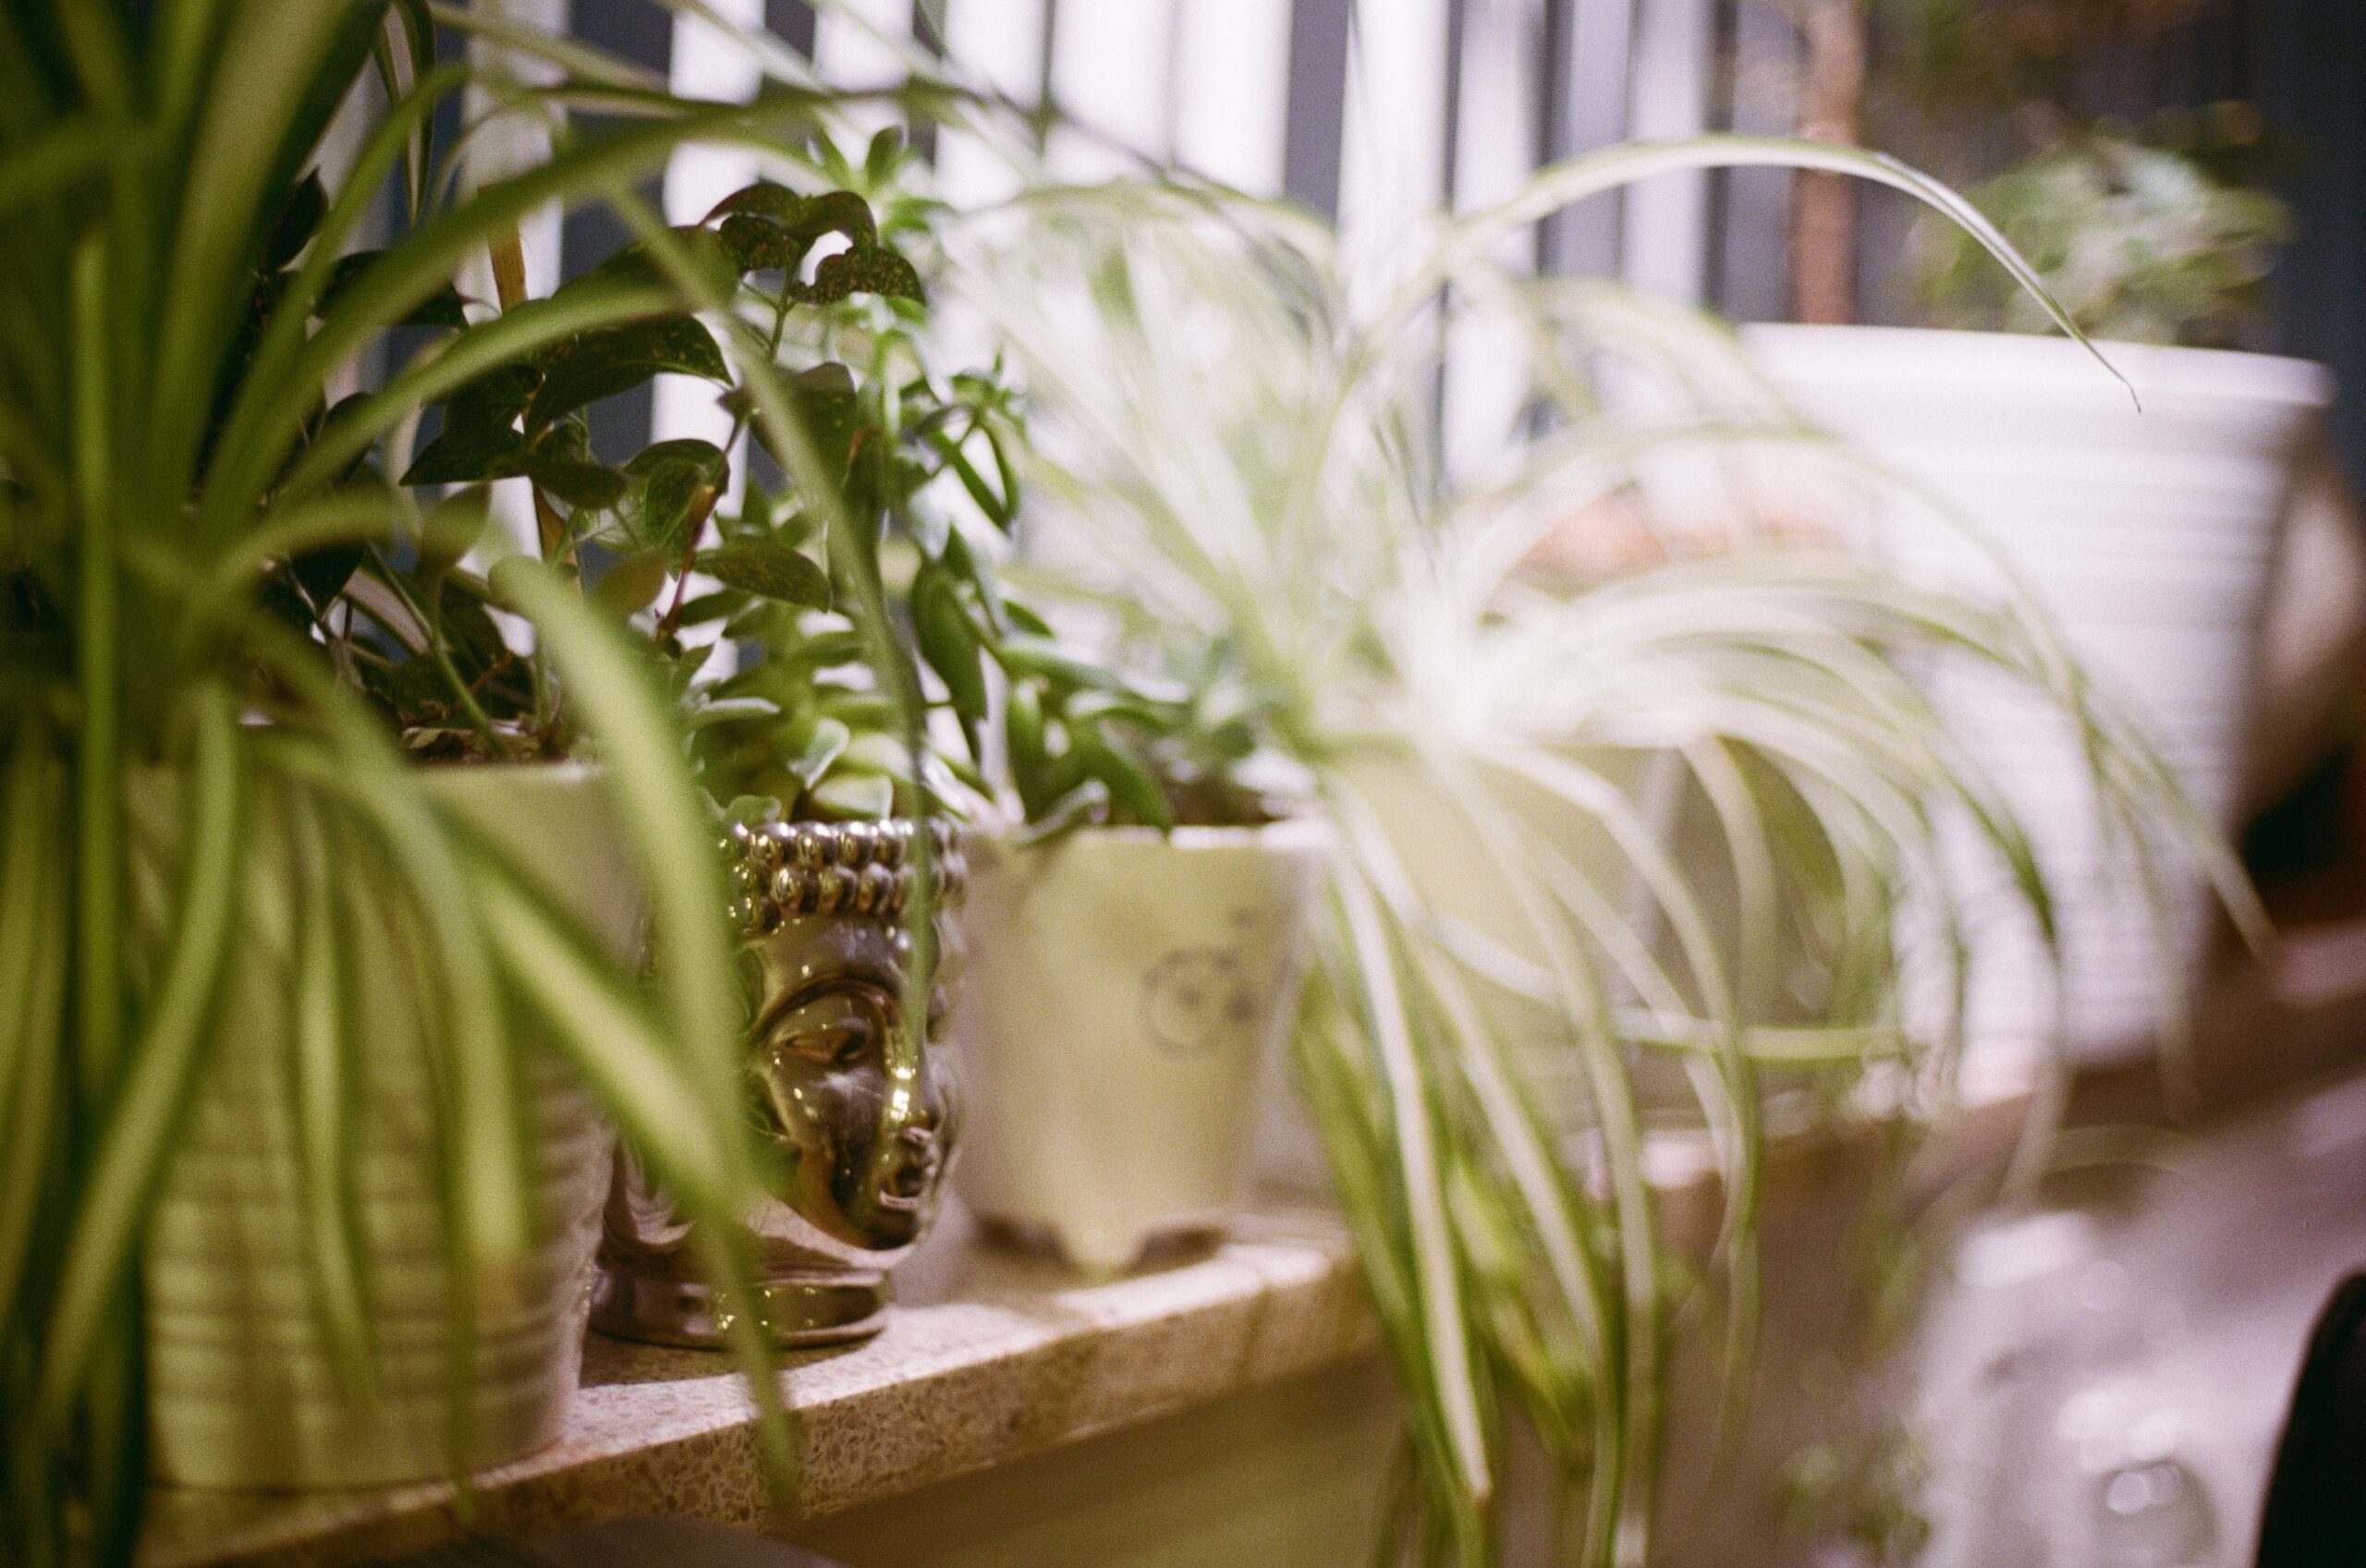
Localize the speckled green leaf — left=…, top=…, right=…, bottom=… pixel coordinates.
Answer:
left=523, top=451, right=628, bottom=510
left=705, top=184, right=877, bottom=251
left=448, top=361, right=541, bottom=430
left=622, top=439, right=728, bottom=551
left=401, top=421, right=527, bottom=486
left=715, top=213, right=799, bottom=274
left=803, top=246, right=924, bottom=305
left=747, top=362, right=862, bottom=480
left=316, top=250, right=468, bottom=328
left=697, top=541, right=831, bottom=608
left=526, top=315, right=727, bottom=430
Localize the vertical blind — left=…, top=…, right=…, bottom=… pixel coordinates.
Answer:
left=558, top=0, right=1759, bottom=292
left=528, top=0, right=1758, bottom=465
left=518, top=0, right=2360, bottom=480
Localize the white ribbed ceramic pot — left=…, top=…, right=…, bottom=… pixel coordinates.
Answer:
left=952, top=820, right=1328, bottom=1273
left=142, top=764, right=628, bottom=1489
left=1744, top=324, right=2334, bottom=1062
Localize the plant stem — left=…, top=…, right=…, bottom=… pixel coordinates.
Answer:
left=655, top=281, right=795, bottom=642
left=70, top=236, right=122, bottom=1104
left=372, top=552, right=507, bottom=756
left=652, top=487, right=721, bottom=642
left=488, top=230, right=530, bottom=313
left=487, top=231, right=569, bottom=560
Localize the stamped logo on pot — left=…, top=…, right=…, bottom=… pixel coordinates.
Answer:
left=1140, top=945, right=1262, bottom=1055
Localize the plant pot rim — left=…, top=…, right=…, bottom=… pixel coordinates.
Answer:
left=1739, top=320, right=2335, bottom=407
left=410, top=756, right=597, bottom=779
left=133, top=756, right=603, bottom=799
left=981, top=814, right=1332, bottom=855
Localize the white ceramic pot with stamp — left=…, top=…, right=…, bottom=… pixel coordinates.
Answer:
left=952, top=820, right=1329, bottom=1272
left=140, top=764, right=625, bottom=1489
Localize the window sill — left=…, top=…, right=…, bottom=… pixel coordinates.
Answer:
left=143, top=1204, right=1373, bottom=1568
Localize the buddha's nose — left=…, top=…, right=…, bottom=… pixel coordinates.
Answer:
left=885, top=1124, right=941, bottom=1200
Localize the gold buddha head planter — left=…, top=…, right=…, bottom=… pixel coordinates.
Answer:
left=592, top=816, right=965, bottom=1348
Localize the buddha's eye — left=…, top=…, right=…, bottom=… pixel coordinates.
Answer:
left=771, top=989, right=878, bottom=1067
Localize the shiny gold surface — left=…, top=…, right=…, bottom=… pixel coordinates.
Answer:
left=592, top=818, right=961, bottom=1348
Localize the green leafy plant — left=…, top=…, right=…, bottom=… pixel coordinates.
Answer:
left=672, top=157, right=1027, bottom=825
left=991, top=619, right=1300, bottom=835
left=1913, top=124, right=2288, bottom=345
left=950, top=143, right=2253, bottom=1565
left=379, top=128, right=1021, bottom=834
left=0, top=8, right=977, bottom=1561
left=1769, top=0, right=2276, bottom=332
left=602, top=121, right=1292, bottom=842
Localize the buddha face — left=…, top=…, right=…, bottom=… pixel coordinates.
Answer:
left=743, top=912, right=957, bottom=1258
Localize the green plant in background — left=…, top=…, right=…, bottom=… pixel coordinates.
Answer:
left=386, top=122, right=1028, bottom=832
left=946, top=141, right=2252, bottom=1564
left=682, top=170, right=1023, bottom=823
left=1765, top=0, right=2286, bottom=335
left=0, top=6, right=978, bottom=1561
left=990, top=610, right=1301, bottom=835
left=1912, top=121, right=2288, bottom=344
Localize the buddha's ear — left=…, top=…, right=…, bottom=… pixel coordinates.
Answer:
left=733, top=943, right=770, bottom=1033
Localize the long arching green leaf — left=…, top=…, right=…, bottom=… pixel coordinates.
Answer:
left=0, top=719, right=68, bottom=1334
left=488, top=557, right=743, bottom=1114
left=1330, top=857, right=1494, bottom=1524
left=37, top=686, right=245, bottom=1432
left=144, top=0, right=384, bottom=517
left=202, top=55, right=474, bottom=516
left=285, top=786, right=377, bottom=1393
left=205, top=91, right=830, bottom=538
left=273, top=276, right=678, bottom=502
left=1380, top=134, right=2132, bottom=405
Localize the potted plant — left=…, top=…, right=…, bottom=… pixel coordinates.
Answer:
left=0, top=5, right=922, bottom=1551
left=951, top=635, right=1331, bottom=1272
left=945, top=132, right=2247, bottom=1561
left=1748, top=0, right=2328, bottom=1064
left=554, top=137, right=1023, bottom=1345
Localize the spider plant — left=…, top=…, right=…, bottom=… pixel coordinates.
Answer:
left=952, top=149, right=2257, bottom=1564
left=0, top=6, right=957, bottom=1561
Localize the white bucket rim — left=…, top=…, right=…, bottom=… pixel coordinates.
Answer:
left=1740, top=322, right=2335, bottom=409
